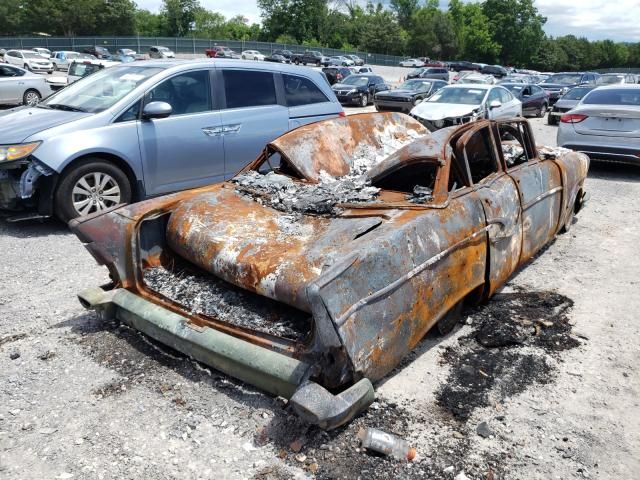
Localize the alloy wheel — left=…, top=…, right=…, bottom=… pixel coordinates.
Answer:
left=71, top=172, right=121, bottom=216
left=24, top=91, right=40, bottom=106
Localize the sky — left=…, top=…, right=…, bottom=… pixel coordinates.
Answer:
left=136, top=0, right=640, bottom=42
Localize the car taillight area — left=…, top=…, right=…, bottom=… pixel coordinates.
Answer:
left=561, top=113, right=589, bottom=123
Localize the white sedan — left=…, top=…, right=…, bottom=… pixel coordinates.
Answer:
left=241, top=50, right=265, bottom=61
left=400, top=58, right=424, bottom=68
left=0, top=64, right=53, bottom=106
left=4, top=50, right=53, bottom=73
left=410, top=84, right=522, bottom=131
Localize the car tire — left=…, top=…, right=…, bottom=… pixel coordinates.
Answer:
left=547, top=113, right=558, bottom=126
left=54, top=159, right=132, bottom=223
left=53, top=63, right=58, bottom=71
left=294, top=59, right=299, bottom=65
left=360, top=93, right=368, bottom=107
left=242, top=55, right=246, bottom=59
left=23, top=89, right=41, bottom=106
left=316, top=61, right=321, bottom=67
left=537, top=103, right=548, bottom=118
left=24, top=63, right=31, bottom=72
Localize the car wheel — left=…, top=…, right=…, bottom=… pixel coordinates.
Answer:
left=537, top=103, right=548, bottom=118
left=437, top=299, right=464, bottom=335
left=242, top=55, right=246, bottom=59
left=53, top=63, right=58, bottom=71
left=23, top=89, right=41, bottom=106
left=547, top=113, right=558, bottom=126
left=54, top=159, right=132, bottom=223
left=316, top=61, right=321, bottom=66
left=24, top=63, right=31, bottom=72
left=360, top=93, right=368, bottom=107
left=294, top=59, right=299, bottom=65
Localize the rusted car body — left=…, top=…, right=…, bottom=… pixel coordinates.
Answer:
left=73, top=113, right=589, bottom=429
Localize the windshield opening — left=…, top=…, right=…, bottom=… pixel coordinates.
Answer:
left=399, top=80, right=431, bottom=91
left=597, top=75, right=624, bottom=85
left=583, top=89, right=640, bottom=106
left=504, top=85, right=524, bottom=94
left=429, top=87, right=487, bottom=105
left=543, top=74, right=582, bottom=85
left=44, top=65, right=164, bottom=113
left=341, top=76, right=370, bottom=86
left=562, top=87, right=592, bottom=100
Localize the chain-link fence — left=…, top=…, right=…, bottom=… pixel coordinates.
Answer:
left=0, top=36, right=406, bottom=66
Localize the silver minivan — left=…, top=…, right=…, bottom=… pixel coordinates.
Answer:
left=0, top=59, right=343, bottom=221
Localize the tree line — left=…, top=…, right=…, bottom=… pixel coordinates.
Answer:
left=1, top=0, right=638, bottom=70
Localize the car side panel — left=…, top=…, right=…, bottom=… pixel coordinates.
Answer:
left=316, top=198, right=487, bottom=382
left=509, top=159, right=563, bottom=263
left=551, top=151, right=590, bottom=233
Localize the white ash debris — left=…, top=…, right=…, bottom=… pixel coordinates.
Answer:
left=407, top=185, right=434, bottom=204
left=143, top=265, right=310, bottom=340
left=538, top=145, right=572, bottom=160
left=233, top=170, right=380, bottom=216
left=502, top=143, right=525, bottom=166
left=351, top=126, right=421, bottom=175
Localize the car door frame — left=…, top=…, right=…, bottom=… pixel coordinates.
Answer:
left=496, top=119, right=564, bottom=264
left=451, top=122, right=524, bottom=297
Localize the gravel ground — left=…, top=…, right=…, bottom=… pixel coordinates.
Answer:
left=1, top=117, right=639, bottom=480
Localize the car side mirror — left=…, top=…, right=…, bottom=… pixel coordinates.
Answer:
left=489, top=100, right=502, bottom=109
left=142, top=101, right=172, bottom=120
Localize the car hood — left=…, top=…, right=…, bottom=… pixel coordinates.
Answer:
left=410, top=102, right=478, bottom=120
left=0, top=107, right=91, bottom=143
left=332, top=83, right=361, bottom=90
left=377, top=89, right=417, bottom=98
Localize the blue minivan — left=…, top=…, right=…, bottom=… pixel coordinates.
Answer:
left=0, top=59, right=343, bottom=221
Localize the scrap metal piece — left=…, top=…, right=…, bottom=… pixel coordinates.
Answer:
left=290, top=378, right=375, bottom=430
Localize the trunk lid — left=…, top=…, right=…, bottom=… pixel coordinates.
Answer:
left=573, top=106, right=640, bottom=138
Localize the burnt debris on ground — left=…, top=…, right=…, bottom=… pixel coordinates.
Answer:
left=143, top=264, right=311, bottom=341
left=437, top=289, right=581, bottom=420
left=232, top=170, right=380, bottom=216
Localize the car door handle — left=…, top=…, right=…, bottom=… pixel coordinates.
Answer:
left=202, top=126, right=223, bottom=137
left=222, top=124, right=241, bottom=134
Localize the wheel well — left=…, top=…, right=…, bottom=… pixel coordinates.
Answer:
left=58, top=153, right=140, bottom=200
left=23, top=88, right=41, bottom=97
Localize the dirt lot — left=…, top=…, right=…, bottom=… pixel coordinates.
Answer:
left=1, top=117, right=639, bottom=480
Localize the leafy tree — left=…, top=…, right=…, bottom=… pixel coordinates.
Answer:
left=135, top=9, right=166, bottom=36
left=95, top=0, right=137, bottom=36
left=389, top=0, right=418, bottom=29
left=483, top=0, right=546, bottom=66
left=0, top=0, right=24, bottom=35
left=532, top=37, right=568, bottom=71
left=359, top=2, right=406, bottom=55
left=163, top=0, right=200, bottom=36
left=192, top=8, right=226, bottom=38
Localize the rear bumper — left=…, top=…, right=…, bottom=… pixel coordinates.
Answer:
left=78, top=287, right=375, bottom=429
left=559, top=144, right=640, bottom=165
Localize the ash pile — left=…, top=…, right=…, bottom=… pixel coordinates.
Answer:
left=232, top=171, right=380, bottom=216
left=143, top=265, right=311, bottom=340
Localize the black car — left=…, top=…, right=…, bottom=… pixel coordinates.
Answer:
left=481, top=65, right=508, bottom=78
left=273, top=49, right=293, bottom=60
left=374, top=78, right=448, bottom=113
left=264, top=54, right=289, bottom=63
left=322, top=67, right=352, bottom=85
left=539, top=72, right=599, bottom=105
left=83, top=46, right=110, bottom=59
left=501, top=83, right=550, bottom=118
left=448, top=60, right=481, bottom=72
left=331, top=74, right=389, bottom=107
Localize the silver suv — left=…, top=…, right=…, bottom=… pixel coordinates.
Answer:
left=0, top=59, right=343, bottom=221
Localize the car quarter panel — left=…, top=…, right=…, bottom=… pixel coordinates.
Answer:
left=316, top=199, right=487, bottom=383
left=551, top=151, right=590, bottom=231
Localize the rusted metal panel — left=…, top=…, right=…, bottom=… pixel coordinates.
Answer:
left=72, top=113, right=590, bottom=429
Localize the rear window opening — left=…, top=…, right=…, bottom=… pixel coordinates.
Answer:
left=370, top=160, right=438, bottom=202
left=137, top=214, right=312, bottom=342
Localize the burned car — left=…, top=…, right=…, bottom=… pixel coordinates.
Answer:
left=73, top=113, right=589, bottom=429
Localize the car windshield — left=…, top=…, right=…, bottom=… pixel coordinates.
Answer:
left=67, top=52, right=80, bottom=59
left=543, top=74, right=583, bottom=85
left=598, top=75, right=624, bottom=85
left=428, top=87, right=487, bottom=105
left=158, top=47, right=170, bottom=52
left=582, top=89, right=640, bottom=106
left=562, top=87, right=592, bottom=100
left=399, top=80, right=431, bottom=91
left=504, top=84, right=524, bottom=94
left=341, top=76, right=370, bottom=86
left=43, top=65, right=163, bottom=113
left=23, top=52, right=40, bottom=59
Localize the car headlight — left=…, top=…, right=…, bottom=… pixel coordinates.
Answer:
left=349, top=89, right=357, bottom=94
left=561, top=87, right=569, bottom=94
left=0, top=142, right=41, bottom=162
